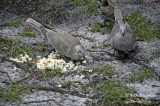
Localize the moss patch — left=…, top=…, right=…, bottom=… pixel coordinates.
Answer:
left=0, top=35, right=36, bottom=58
left=97, top=80, right=135, bottom=105
left=0, top=83, right=26, bottom=103
left=75, top=0, right=99, bottom=15
left=91, top=43, right=111, bottom=49
left=61, top=81, right=72, bottom=89
left=91, top=22, right=113, bottom=34
left=90, top=64, right=113, bottom=75
left=150, top=49, right=160, bottom=59
left=7, top=18, right=21, bottom=27
left=33, top=42, right=48, bottom=51
left=125, top=11, right=160, bottom=40
left=19, top=28, right=36, bottom=37
left=128, top=68, right=156, bottom=82
left=38, top=68, right=62, bottom=78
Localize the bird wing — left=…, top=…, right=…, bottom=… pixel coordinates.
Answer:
left=125, top=22, right=136, bottom=39
left=110, top=23, right=120, bottom=40
left=46, top=31, right=80, bottom=57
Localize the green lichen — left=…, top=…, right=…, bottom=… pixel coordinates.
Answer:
left=39, top=68, right=62, bottom=78
left=150, top=49, right=160, bottom=59
left=0, top=83, right=26, bottom=103
left=125, top=11, right=160, bottom=40
left=91, top=22, right=113, bottom=34
left=0, top=35, right=36, bottom=58
left=128, top=68, right=156, bottom=82
left=75, top=0, right=98, bottom=15
left=61, top=81, right=72, bottom=89
left=90, top=64, right=113, bottom=74
left=97, top=80, right=135, bottom=105
left=7, top=18, right=21, bottom=27
left=91, top=43, right=111, bottom=49
left=20, top=28, right=36, bottom=37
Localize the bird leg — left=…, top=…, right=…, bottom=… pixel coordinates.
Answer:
left=113, top=48, right=129, bottom=60
left=60, top=55, right=71, bottom=63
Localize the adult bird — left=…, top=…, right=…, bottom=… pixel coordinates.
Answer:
left=26, top=18, right=85, bottom=61
left=109, top=9, right=136, bottom=53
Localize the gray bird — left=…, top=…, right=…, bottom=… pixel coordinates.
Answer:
left=110, top=9, right=136, bottom=52
left=26, top=18, right=85, bottom=60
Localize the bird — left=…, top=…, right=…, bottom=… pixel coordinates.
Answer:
left=109, top=9, right=136, bottom=53
left=98, top=0, right=115, bottom=22
left=26, top=18, right=85, bottom=61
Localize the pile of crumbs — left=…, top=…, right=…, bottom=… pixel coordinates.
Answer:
left=10, top=52, right=86, bottom=73
left=10, top=53, right=32, bottom=63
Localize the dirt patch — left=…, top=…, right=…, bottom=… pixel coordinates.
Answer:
left=0, top=0, right=160, bottom=105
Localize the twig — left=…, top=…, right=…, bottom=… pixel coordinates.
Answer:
left=124, top=98, right=152, bottom=105
left=1, top=57, right=39, bottom=84
left=13, top=71, right=37, bottom=84
left=1, top=57, right=28, bottom=72
left=90, top=53, right=115, bottom=62
left=87, top=49, right=115, bottom=56
left=30, top=86, right=95, bottom=99
left=144, top=0, right=160, bottom=4
left=44, top=0, right=73, bottom=11
left=22, top=99, right=62, bottom=106
left=13, top=64, right=38, bottom=84
left=0, top=69, right=12, bottom=82
left=72, top=34, right=95, bottom=42
left=132, top=59, right=160, bottom=79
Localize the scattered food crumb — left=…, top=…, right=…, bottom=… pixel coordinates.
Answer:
left=10, top=52, right=86, bottom=73
left=13, top=66, right=18, bottom=71
left=88, top=69, right=93, bottom=72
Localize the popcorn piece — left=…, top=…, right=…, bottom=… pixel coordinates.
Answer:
left=36, top=56, right=41, bottom=59
left=80, top=75, right=85, bottom=79
left=74, top=66, right=78, bottom=71
left=76, top=62, right=80, bottom=65
left=82, top=60, right=87, bottom=64
left=75, top=75, right=79, bottom=78
left=13, top=66, right=18, bottom=71
left=58, top=84, right=62, bottom=87
left=88, top=69, right=93, bottom=72
left=11, top=53, right=32, bottom=63
left=32, top=60, right=36, bottom=63
left=37, top=62, right=45, bottom=69
left=10, top=58, right=19, bottom=62
left=36, top=60, right=40, bottom=63
left=61, top=67, right=68, bottom=73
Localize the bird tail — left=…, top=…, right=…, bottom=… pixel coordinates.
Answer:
left=26, top=18, right=48, bottom=38
left=114, top=9, right=124, bottom=22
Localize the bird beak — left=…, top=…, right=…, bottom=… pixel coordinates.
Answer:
left=81, top=54, right=85, bottom=60
left=122, top=31, right=125, bottom=37
left=122, top=33, right=124, bottom=37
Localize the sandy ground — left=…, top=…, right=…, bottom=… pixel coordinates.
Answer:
left=0, top=0, right=160, bottom=105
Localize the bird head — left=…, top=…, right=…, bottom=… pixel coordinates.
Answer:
left=98, top=0, right=108, bottom=8
left=74, top=45, right=85, bottom=60
left=119, top=23, right=127, bottom=37
left=117, top=20, right=127, bottom=37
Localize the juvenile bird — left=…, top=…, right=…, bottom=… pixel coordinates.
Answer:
left=26, top=18, right=85, bottom=60
left=98, top=0, right=115, bottom=22
left=110, top=9, right=136, bottom=52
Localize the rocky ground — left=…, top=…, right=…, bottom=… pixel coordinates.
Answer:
left=0, top=0, right=160, bottom=105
